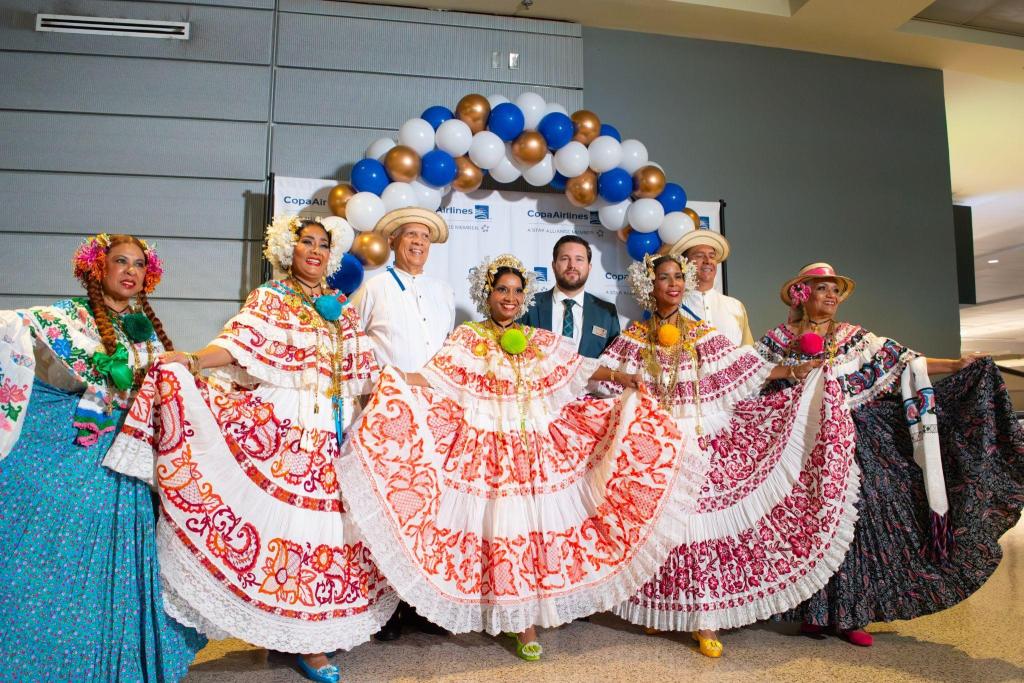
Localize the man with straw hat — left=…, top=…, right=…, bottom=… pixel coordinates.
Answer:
left=670, top=228, right=754, bottom=347
left=351, top=206, right=455, bottom=641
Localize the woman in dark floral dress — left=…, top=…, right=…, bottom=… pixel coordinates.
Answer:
left=759, top=262, right=1024, bottom=646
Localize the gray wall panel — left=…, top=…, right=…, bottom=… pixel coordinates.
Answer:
left=0, top=0, right=273, bottom=64
left=0, top=112, right=267, bottom=179
left=277, top=13, right=582, bottom=88
left=0, top=172, right=266, bottom=240
left=0, top=233, right=258, bottom=300
left=585, top=28, right=960, bottom=356
left=0, top=52, right=270, bottom=121
left=0, top=294, right=242, bottom=352
left=275, top=68, right=582, bottom=128
left=281, top=0, right=581, bottom=36
left=271, top=124, right=393, bottom=180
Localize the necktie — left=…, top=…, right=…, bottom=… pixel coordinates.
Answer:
left=562, top=299, right=576, bottom=338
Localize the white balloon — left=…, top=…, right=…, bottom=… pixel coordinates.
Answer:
left=434, top=119, right=473, bottom=157
left=544, top=102, right=568, bottom=117
left=553, top=141, right=590, bottom=178
left=345, top=192, right=386, bottom=232
left=627, top=198, right=665, bottom=233
left=647, top=161, right=665, bottom=172
left=365, top=137, right=396, bottom=161
left=490, top=152, right=522, bottom=184
left=522, top=153, right=555, bottom=186
left=658, top=211, right=691, bottom=246
left=381, top=182, right=418, bottom=212
left=409, top=179, right=443, bottom=210
left=619, top=139, right=649, bottom=174
left=468, top=131, right=505, bottom=170
left=319, top=216, right=354, bottom=253
left=588, top=136, right=623, bottom=173
left=487, top=93, right=510, bottom=109
left=598, top=199, right=632, bottom=231
left=515, top=92, right=547, bottom=130
left=397, top=118, right=435, bottom=156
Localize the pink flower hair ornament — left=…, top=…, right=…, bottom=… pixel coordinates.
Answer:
left=787, top=282, right=811, bottom=308
left=72, top=233, right=164, bottom=294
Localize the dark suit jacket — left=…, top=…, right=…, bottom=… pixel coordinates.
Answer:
left=520, top=288, right=621, bottom=358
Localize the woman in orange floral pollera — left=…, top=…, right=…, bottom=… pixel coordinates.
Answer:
left=107, top=216, right=397, bottom=683
left=338, top=253, right=704, bottom=663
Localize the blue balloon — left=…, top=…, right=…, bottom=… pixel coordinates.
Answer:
left=488, top=102, right=525, bottom=142
left=600, top=123, right=622, bottom=141
left=351, top=158, right=389, bottom=195
left=421, top=105, right=453, bottom=131
left=549, top=172, right=568, bottom=191
left=420, top=149, right=458, bottom=187
left=627, top=230, right=662, bottom=261
left=657, top=182, right=688, bottom=213
left=537, top=112, right=574, bottom=150
left=598, top=168, right=632, bottom=203
left=327, top=253, right=365, bottom=296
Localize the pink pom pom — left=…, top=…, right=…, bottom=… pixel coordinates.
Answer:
left=798, top=332, right=824, bottom=356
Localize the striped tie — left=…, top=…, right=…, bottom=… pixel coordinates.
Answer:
left=562, top=299, right=576, bottom=338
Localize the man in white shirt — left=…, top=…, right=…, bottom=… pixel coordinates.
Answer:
left=520, top=235, right=620, bottom=358
left=352, top=207, right=455, bottom=375
left=671, top=229, right=754, bottom=347
left=352, top=207, right=454, bottom=642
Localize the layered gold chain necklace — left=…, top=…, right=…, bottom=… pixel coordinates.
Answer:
left=481, top=318, right=533, bottom=442
left=288, top=277, right=355, bottom=417
left=643, top=311, right=704, bottom=434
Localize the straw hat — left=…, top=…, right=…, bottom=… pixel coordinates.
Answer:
left=669, top=228, right=731, bottom=262
left=374, top=207, right=449, bottom=244
left=780, top=262, right=856, bottom=306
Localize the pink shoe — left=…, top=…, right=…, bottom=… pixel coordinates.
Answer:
left=841, top=629, right=873, bottom=647
left=800, top=623, right=825, bottom=635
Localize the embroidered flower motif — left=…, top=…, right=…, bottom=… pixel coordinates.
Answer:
left=0, top=379, right=28, bottom=405
left=51, top=338, right=72, bottom=359
left=259, top=539, right=317, bottom=606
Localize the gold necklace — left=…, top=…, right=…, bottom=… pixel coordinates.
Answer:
left=481, top=318, right=532, bottom=442
left=287, top=278, right=354, bottom=415
left=644, top=317, right=704, bottom=434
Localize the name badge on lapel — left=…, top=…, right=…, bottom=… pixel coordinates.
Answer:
left=592, top=325, right=607, bottom=338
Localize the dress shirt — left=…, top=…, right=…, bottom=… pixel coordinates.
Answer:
left=351, top=266, right=455, bottom=372
left=681, top=287, right=754, bottom=347
left=551, top=288, right=585, bottom=352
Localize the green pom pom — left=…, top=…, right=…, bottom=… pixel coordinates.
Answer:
left=122, top=312, right=154, bottom=343
left=499, top=329, right=527, bottom=355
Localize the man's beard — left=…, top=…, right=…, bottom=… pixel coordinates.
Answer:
left=555, top=271, right=587, bottom=290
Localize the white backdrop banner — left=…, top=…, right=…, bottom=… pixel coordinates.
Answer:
left=271, top=176, right=723, bottom=327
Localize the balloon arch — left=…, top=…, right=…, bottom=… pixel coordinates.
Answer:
left=322, top=92, right=702, bottom=296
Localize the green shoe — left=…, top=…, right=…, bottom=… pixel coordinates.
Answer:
left=503, top=632, right=542, bottom=661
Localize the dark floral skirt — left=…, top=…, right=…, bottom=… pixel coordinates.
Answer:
left=778, top=358, right=1024, bottom=630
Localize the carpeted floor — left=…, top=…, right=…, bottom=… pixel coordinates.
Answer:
left=186, top=519, right=1024, bottom=683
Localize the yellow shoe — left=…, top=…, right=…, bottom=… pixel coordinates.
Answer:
left=644, top=627, right=659, bottom=635
left=691, top=631, right=723, bottom=658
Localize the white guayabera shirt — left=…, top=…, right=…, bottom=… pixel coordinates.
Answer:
left=352, top=265, right=456, bottom=372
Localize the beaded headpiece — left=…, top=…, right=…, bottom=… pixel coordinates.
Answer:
left=627, top=252, right=697, bottom=312
left=72, top=233, right=164, bottom=294
left=467, top=254, right=538, bottom=319
left=263, top=214, right=352, bottom=276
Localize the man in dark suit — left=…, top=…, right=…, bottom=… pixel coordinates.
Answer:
left=520, top=235, right=620, bottom=358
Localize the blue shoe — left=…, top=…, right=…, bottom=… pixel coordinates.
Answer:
left=297, top=656, right=340, bottom=683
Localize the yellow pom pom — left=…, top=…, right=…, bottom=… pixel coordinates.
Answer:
left=657, top=323, right=681, bottom=347
left=500, top=329, right=528, bottom=355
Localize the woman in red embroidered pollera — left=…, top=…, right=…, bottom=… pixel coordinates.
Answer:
left=598, top=252, right=858, bottom=659
left=338, top=254, right=702, bottom=663
left=107, top=216, right=397, bottom=683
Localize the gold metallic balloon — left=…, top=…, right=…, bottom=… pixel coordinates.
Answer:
left=511, top=131, right=548, bottom=165
left=617, top=226, right=632, bottom=243
left=383, top=145, right=421, bottom=183
left=565, top=169, right=598, bottom=208
left=350, top=232, right=390, bottom=268
left=571, top=110, right=601, bottom=145
left=452, top=155, right=484, bottom=192
left=633, top=165, right=666, bottom=199
left=327, top=183, right=356, bottom=218
left=682, top=207, right=700, bottom=229
left=455, top=94, right=491, bottom=134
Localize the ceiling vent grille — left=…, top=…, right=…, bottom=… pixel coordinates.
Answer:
left=35, top=13, right=190, bottom=40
